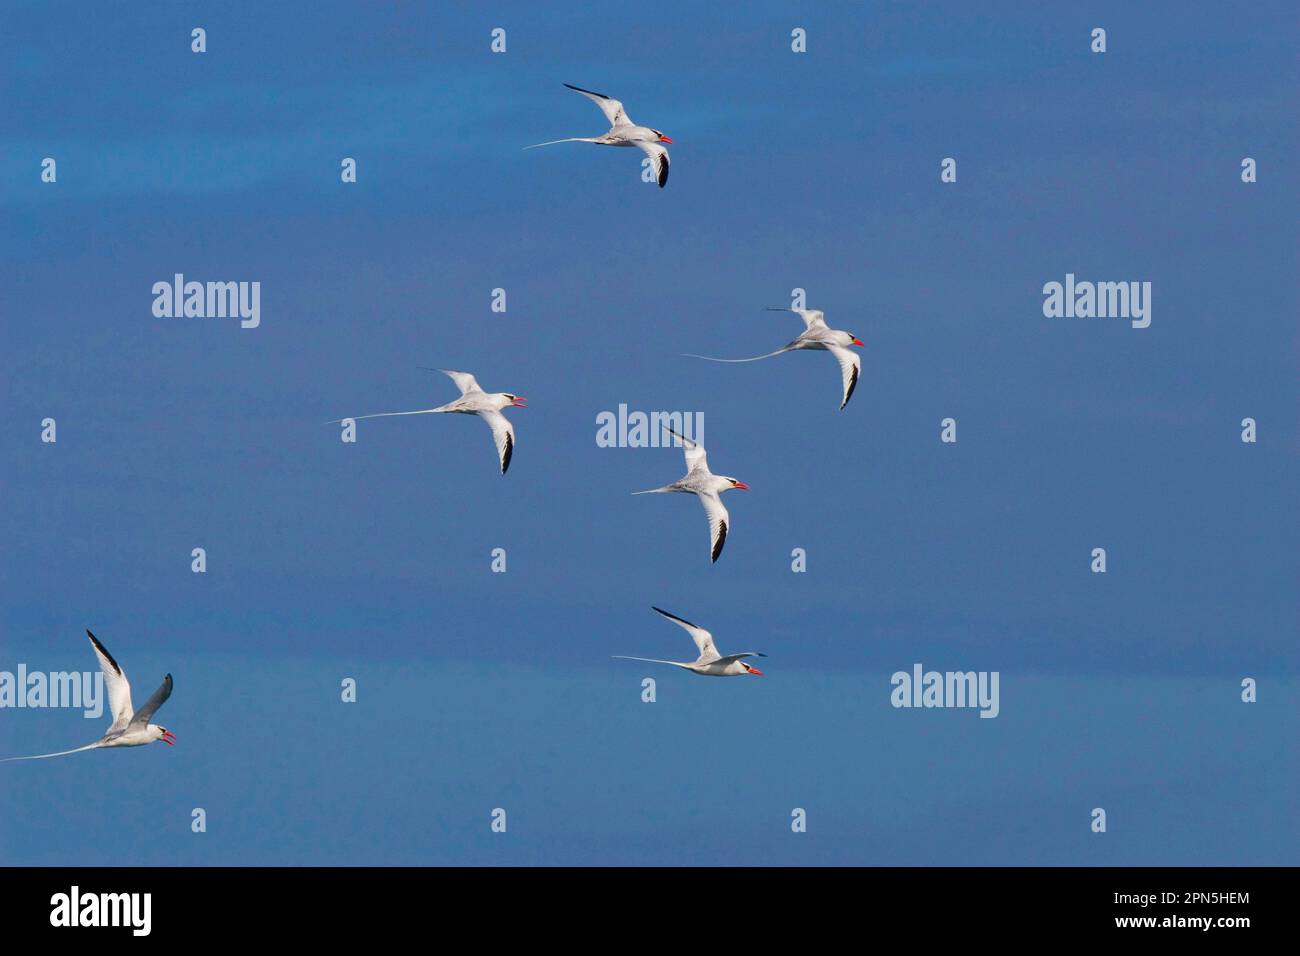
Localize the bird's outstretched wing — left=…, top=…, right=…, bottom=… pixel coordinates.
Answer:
left=767, top=307, right=828, bottom=330
left=651, top=606, right=720, bottom=662
left=86, top=630, right=133, bottom=733
left=637, top=141, right=670, bottom=188
left=427, top=368, right=482, bottom=395
left=663, top=427, right=709, bottom=475
left=698, top=491, right=731, bottom=563
left=714, top=652, right=766, bottom=666
left=479, top=409, right=516, bottom=475
left=826, top=344, right=861, bottom=410
left=128, top=674, right=173, bottom=728
left=564, top=83, right=633, bottom=127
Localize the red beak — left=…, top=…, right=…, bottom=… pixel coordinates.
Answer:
left=162, top=735, right=175, bottom=746
left=659, top=135, right=673, bottom=144
left=511, top=397, right=528, bottom=407
left=733, top=481, right=749, bottom=490
left=748, top=667, right=764, bottom=676
left=851, top=338, right=864, bottom=347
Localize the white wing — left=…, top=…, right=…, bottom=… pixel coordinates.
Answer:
left=826, top=344, right=861, bottom=410
left=767, top=307, right=827, bottom=330
left=652, top=607, right=721, bottom=663
left=87, top=630, right=133, bottom=733
left=564, top=83, right=633, bottom=127
left=697, top=490, right=731, bottom=563
left=479, top=409, right=516, bottom=475
left=434, top=369, right=482, bottom=395
left=636, top=141, right=670, bottom=188
left=664, top=427, right=709, bottom=476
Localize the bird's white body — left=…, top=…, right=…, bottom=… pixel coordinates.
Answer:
left=614, top=607, right=765, bottom=677
left=0, top=631, right=174, bottom=762
left=329, top=368, right=526, bottom=475
left=633, top=427, right=748, bottom=563
left=99, top=724, right=170, bottom=748
left=526, top=84, right=673, bottom=188
left=687, top=308, right=864, bottom=410
left=689, top=658, right=761, bottom=677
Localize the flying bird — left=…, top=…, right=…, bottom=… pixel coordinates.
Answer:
left=1, top=630, right=174, bottom=762
left=525, top=83, right=673, bottom=188
left=686, top=308, right=864, bottom=410
left=633, top=427, right=748, bottom=563
left=614, top=606, right=766, bottom=676
left=328, top=369, right=526, bottom=475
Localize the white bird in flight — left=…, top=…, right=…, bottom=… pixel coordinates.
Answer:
left=633, top=427, right=748, bottom=563
left=614, top=606, right=766, bottom=676
left=329, top=369, right=527, bottom=475
left=1, top=630, right=174, bottom=762
left=526, top=83, right=673, bottom=188
left=686, top=308, right=865, bottom=410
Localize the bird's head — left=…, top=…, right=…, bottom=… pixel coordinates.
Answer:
left=652, top=129, right=673, bottom=144
left=152, top=725, right=176, bottom=746
left=740, top=661, right=764, bottom=676
left=498, top=393, right=528, bottom=409
left=848, top=332, right=864, bottom=347
left=724, top=477, right=749, bottom=492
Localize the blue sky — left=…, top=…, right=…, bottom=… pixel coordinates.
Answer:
left=1, top=1, right=1295, bottom=865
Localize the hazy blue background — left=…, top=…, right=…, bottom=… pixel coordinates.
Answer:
left=2, top=1, right=1295, bottom=865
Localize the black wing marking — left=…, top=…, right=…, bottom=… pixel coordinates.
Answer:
left=710, top=519, right=728, bottom=563
left=651, top=606, right=705, bottom=631
left=86, top=630, right=122, bottom=676
left=501, top=431, right=514, bottom=475
left=563, top=82, right=611, bottom=100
